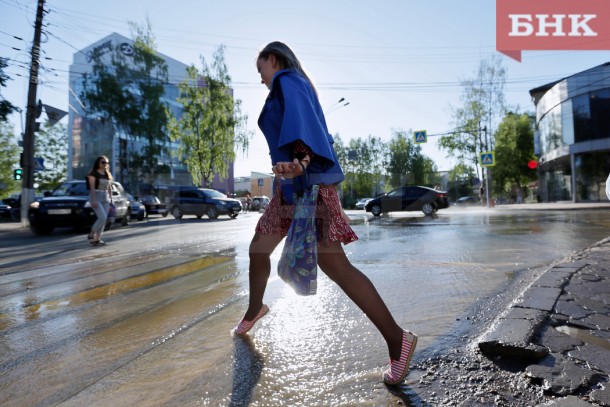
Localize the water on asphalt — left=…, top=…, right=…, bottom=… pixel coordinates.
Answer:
left=0, top=207, right=609, bottom=406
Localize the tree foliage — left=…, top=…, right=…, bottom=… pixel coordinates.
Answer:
left=0, top=122, right=19, bottom=194
left=387, top=130, right=427, bottom=188
left=342, top=135, right=387, bottom=198
left=493, top=112, right=536, bottom=196
left=439, top=56, right=506, bottom=178
left=446, top=162, right=477, bottom=200
left=81, top=20, right=169, bottom=192
left=167, top=46, right=250, bottom=187
left=34, top=120, right=68, bottom=191
left=0, top=58, right=17, bottom=123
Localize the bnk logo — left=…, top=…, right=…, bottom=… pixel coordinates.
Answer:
left=497, top=0, right=610, bottom=62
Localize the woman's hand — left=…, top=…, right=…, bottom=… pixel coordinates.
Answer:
left=272, top=159, right=304, bottom=179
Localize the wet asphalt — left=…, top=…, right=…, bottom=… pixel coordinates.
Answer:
left=0, top=201, right=609, bottom=406
left=408, top=202, right=610, bottom=407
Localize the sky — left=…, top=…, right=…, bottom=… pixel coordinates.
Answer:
left=1, top=0, right=609, bottom=177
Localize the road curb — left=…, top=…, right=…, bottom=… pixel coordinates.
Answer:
left=477, top=237, right=610, bottom=404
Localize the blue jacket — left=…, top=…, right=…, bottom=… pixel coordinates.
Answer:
left=258, top=70, right=345, bottom=197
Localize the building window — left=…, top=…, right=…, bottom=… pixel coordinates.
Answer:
left=574, top=89, right=610, bottom=142
left=538, top=104, right=563, bottom=154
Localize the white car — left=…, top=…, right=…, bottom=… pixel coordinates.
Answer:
left=355, top=197, right=373, bottom=210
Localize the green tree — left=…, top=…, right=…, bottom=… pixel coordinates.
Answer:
left=81, top=20, right=169, bottom=192
left=439, top=56, right=506, bottom=180
left=387, top=129, right=426, bottom=188
left=345, top=135, right=386, bottom=197
left=412, top=155, right=439, bottom=186
left=446, top=162, right=476, bottom=201
left=0, top=122, right=19, bottom=194
left=0, top=58, right=16, bottom=123
left=167, top=46, right=250, bottom=187
left=34, top=120, right=68, bottom=191
left=127, top=21, right=171, bottom=188
left=493, top=112, right=536, bottom=198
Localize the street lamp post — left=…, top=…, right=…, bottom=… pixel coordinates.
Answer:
left=325, top=97, right=350, bottom=115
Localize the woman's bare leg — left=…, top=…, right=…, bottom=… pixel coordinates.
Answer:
left=317, top=241, right=404, bottom=360
left=242, top=233, right=284, bottom=320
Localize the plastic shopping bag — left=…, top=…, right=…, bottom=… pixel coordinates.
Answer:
left=277, top=184, right=319, bottom=296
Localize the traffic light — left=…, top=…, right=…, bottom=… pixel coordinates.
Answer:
left=14, top=168, right=23, bottom=180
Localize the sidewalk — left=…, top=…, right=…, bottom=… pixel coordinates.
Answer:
left=478, top=236, right=610, bottom=406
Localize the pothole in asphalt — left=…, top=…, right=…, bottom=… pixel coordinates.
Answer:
left=555, top=325, right=610, bottom=350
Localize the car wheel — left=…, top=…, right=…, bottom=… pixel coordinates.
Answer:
left=121, top=212, right=129, bottom=226
left=371, top=204, right=382, bottom=216
left=422, top=202, right=436, bottom=215
left=104, top=221, right=112, bottom=231
left=171, top=206, right=183, bottom=219
left=229, top=212, right=238, bottom=219
left=162, top=212, right=168, bottom=218
left=207, top=207, right=219, bottom=219
left=30, top=224, right=53, bottom=235
left=137, top=211, right=144, bottom=221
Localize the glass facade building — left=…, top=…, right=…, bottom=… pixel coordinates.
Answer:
left=68, top=33, right=234, bottom=194
left=530, top=62, right=610, bottom=202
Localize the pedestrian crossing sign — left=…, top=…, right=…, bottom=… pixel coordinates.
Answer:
left=480, top=151, right=495, bottom=167
left=414, top=130, right=427, bottom=144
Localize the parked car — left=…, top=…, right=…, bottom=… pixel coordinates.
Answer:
left=250, top=196, right=270, bottom=211
left=354, top=197, right=374, bottom=210
left=127, top=193, right=146, bottom=221
left=169, top=188, right=242, bottom=219
left=28, top=180, right=130, bottom=235
left=138, top=195, right=168, bottom=217
left=365, top=186, right=449, bottom=216
left=0, top=203, right=12, bottom=219
left=3, top=194, right=42, bottom=222
left=455, top=196, right=480, bottom=206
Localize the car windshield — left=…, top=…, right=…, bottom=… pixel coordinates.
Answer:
left=52, top=182, right=88, bottom=197
left=203, top=189, right=226, bottom=198
left=141, top=195, right=160, bottom=204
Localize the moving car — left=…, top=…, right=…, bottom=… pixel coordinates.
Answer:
left=138, top=195, right=168, bottom=217
left=250, top=196, right=270, bottom=211
left=365, top=186, right=449, bottom=216
left=28, top=180, right=130, bottom=235
left=355, top=197, right=373, bottom=210
left=127, top=193, right=146, bottom=221
left=169, top=188, right=242, bottom=219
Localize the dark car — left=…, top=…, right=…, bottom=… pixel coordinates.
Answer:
left=127, top=193, right=146, bottom=221
left=138, top=195, right=168, bottom=217
left=3, top=195, right=42, bottom=222
left=0, top=203, right=12, bottom=219
left=365, top=186, right=449, bottom=216
left=169, top=188, right=242, bottom=219
left=28, top=180, right=130, bottom=235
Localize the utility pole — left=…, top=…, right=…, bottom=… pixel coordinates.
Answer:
left=20, top=0, right=45, bottom=227
left=483, top=126, right=492, bottom=208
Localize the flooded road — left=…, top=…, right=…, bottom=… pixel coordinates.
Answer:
left=0, top=206, right=609, bottom=406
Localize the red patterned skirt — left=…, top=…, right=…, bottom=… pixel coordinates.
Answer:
left=255, top=183, right=358, bottom=246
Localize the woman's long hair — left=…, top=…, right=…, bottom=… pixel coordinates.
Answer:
left=88, top=156, right=113, bottom=180
left=258, top=41, right=317, bottom=93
